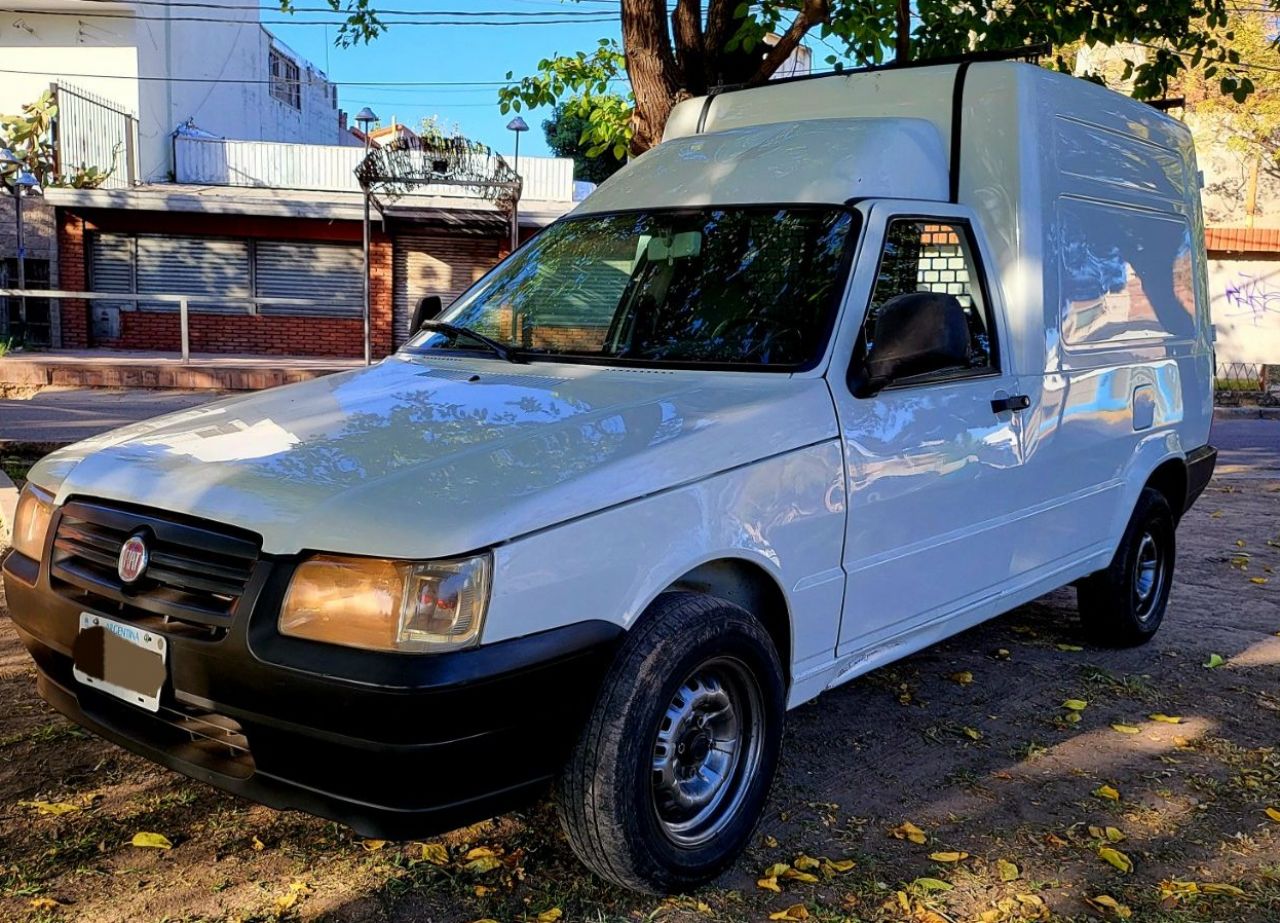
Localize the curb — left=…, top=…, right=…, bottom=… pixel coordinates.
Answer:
left=1213, top=406, right=1280, bottom=422
left=0, top=467, right=16, bottom=548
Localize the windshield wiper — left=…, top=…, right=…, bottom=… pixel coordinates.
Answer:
left=420, top=321, right=524, bottom=364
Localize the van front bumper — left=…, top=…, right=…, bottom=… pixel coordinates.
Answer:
left=2, top=548, right=622, bottom=840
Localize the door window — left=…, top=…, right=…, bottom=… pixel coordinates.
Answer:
left=858, top=219, right=997, bottom=383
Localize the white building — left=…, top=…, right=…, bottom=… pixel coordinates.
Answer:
left=0, top=0, right=342, bottom=183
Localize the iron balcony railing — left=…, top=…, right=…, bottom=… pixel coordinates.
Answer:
left=52, top=83, right=140, bottom=189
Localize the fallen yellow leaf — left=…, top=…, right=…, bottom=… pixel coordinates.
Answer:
left=763, top=862, right=792, bottom=878
left=890, top=821, right=928, bottom=844
left=1149, top=714, right=1182, bottom=724
left=537, top=909, right=564, bottom=922
left=1094, top=784, right=1121, bottom=801
left=464, top=846, right=499, bottom=860
left=950, top=671, right=974, bottom=685
left=131, top=831, right=173, bottom=850
left=1097, top=846, right=1133, bottom=873
left=20, top=800, right=82, bottom=816
left=793, top=854, right=821, bottom=871
left=1085, top=894, right=1133, bottom=919
left=768, top=904, right=810, bottom=921
left=464, top=856, right=503, bottom=875
left=823, top=857, right=856, bottom=874
left=757, top=876, right=782, bottom=893
left=963, top=726, right=983, bottom=741
left=1265, top=807, right=1280, bottom=823
left=1063, top=699, right=1088, bottom=711
left=763, top=834, right=779, bottom=847
left=781, top=867, right=819, bottom=883
left=420, top=842, right=449, bottom=866
left=28, top=897, right=59, bottom=910
left=251, top=836, right=265, bottom=852
left=930, top=851, right=969, bottom=863
left=473, top=886, right=491, bottom=897
left=1250, top=576, right=1269, bottom=585
left=1200, top=882, right=1246, bottom=896
left=1105, top=826, right=1125, bottom=842
left=1204, top=653, right=1226, bottom=669
left=996, top=858, right=1019, bottom=881
left=913, top=877, right=954, bottom=892
left=1057, top=644, right=1084, bottom=652
left=361, top=839, right=387, bottom=851
left=1111, top=724, right=1142, bottom=734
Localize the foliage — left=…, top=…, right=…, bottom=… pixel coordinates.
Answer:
left=542, top=104, right=627, bottom=184
left=0, top=90, right=114, bottom=190
left=278, top=0, right=383, bottom=46
left=499, top=40, right=633, bottom=162
left=1185, top=8, right=1280, bottom=168
left=0, top=90, right=58, bottom=187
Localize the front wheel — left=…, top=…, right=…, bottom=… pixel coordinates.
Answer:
left=1077, top=487, right=1176, bottom=647
left=555, top=592, right=785, bottom=893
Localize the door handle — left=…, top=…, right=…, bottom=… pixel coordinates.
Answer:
left=991, top=394, right=1031, bottom=414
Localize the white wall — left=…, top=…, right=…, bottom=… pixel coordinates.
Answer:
left=0, top=1, right=339, bottom=182
left=1209, top=256, right=1280, bottom=364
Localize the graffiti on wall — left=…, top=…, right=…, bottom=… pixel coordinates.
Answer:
left=1223, top=272, right=1280, bottom=326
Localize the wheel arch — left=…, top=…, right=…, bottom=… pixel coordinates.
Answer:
left=660, top=558, right=794, bottom=688
left=1145, top=456, right=1189, bottom=520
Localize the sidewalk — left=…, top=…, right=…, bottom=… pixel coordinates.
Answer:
left=1, top=349, right=361, bottom=392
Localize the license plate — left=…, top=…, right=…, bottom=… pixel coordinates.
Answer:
left=72, top=613, right=167, bottom=713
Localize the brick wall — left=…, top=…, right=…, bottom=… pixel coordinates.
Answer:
left=93, top=311, right=366, bottom=358
left=57, top=210, right=89, bottom=348
left=57, top=208, right=400, bottom=357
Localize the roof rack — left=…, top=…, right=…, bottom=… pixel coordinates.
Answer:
left=712, top=42, right=1053, bottom=94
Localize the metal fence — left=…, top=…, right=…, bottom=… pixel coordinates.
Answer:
left=1215, top=362, right=1277, bottom=406
left=53, top=83, right=138, bottom=189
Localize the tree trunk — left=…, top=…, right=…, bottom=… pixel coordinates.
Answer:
left=622, top=0, right=682, bottom=154
left=895, top=0, right=910, bottom=61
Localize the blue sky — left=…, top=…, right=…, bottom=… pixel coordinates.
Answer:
left=268, top=4, right=628, bottom=158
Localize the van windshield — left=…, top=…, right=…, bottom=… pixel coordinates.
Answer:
left=402, top=206, right=857, bottom=370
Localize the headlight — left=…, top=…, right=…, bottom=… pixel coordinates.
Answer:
left=278, top=553, right=491, bottom=653
left=12, top=484, right=56, bottom=560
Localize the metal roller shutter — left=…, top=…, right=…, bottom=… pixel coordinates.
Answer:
left=392, top=232, right=500, bottom=347
left=255, top=241, right=362, bottom=316
left=136, top=236, right=251, bottom=312
left=88, top=233, right=135, bottom=311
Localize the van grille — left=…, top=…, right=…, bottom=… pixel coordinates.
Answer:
left=50, top=499, right=261, bottom=629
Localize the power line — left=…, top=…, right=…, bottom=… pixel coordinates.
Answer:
left=57, top=0, right=621, bottom=12
left=1, top=7, right=617, bottom=25
left=0, top=64, right=629, bottom=88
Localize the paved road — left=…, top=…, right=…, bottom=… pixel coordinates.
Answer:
left=1210, top=415, right=1280, bottom=473
left=0, top=389, right=222, bottom=445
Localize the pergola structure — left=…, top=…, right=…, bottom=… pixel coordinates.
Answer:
left=355, top=135, right=522, bottom=363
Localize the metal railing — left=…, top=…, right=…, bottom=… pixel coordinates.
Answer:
left=53, top=83, right=139, bottom=188
left=0, top=288, right=360, bottom=363
left=175, top=136, right=577, bottom=201
left=1215, top=362, right=1277, bottom=406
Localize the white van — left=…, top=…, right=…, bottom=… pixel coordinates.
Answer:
left=4, top=60, right=1215, bottom=893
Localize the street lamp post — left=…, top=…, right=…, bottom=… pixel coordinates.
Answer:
left=506, top=116, right=529, bottom=252
left=355, top=108, right=378, bottom=366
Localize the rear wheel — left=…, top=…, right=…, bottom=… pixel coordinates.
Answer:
left=1078, top=487, right=1175, bottom=647
left=555, top=592, right=785, bottom=893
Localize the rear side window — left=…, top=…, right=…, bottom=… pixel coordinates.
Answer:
left=861, top=219, right=996, bottom=378
left=1058, top=198, right=1196, bottom=347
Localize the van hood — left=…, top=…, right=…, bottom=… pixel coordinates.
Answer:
left=32, top=356, right=838, bottom=558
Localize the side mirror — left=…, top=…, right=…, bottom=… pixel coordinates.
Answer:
left=411, top=295, right=443, bottom=333
left=851, top=291, right=970, bottom=397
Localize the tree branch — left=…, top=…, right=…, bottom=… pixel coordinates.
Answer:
left=672, top=0, right=705, bottom=91
left=751, top=0, right=829, bottom=85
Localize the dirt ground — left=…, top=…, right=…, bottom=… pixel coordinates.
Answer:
left=1, top=478, right=1277, bottom=923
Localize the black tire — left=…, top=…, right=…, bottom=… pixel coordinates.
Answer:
left=1078, top=487, right=1176, bottom=647
left=554, top=592, right=785, bottom=894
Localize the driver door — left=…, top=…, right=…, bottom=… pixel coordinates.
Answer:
left=829, top=203, right=1027, bottom=655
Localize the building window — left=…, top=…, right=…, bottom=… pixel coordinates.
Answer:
left=269, top=47, right=301, bottom=110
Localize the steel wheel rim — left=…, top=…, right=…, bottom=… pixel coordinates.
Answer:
left=650, top=656, right=765, bottom=848
left=1133, top=530, right=1165, bottom=622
